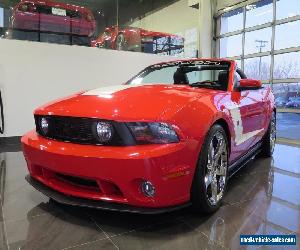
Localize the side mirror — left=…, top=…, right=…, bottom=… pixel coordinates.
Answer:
left=237, top=79, right=262, bottom=90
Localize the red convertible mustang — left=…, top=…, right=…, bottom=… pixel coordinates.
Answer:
left=22, top=59, right=276, bottom=214
left=91, top=26, right=184, bottom=54
left=10, top=0, right=96, bottom=37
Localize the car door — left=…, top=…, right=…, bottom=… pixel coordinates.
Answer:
left=228, top=70, right=265, bottom=161
left=239, top=69, right=266, bottom=143
left=240, top=88, right=266, bottom=146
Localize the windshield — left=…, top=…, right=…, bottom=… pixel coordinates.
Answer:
left=127, top=60, right=231, bottom=90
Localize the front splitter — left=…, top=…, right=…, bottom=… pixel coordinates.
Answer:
left=25, top=175, right=191, bottom=214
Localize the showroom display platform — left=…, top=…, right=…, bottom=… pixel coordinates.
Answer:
left=0, top=143, right=299, bottom=250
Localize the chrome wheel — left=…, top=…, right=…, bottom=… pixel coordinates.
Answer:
left=205, top=132, right=228, bottom=206
left=270, top=113, right=276, bottom=153
left=116, top=34, right=126, bottom=50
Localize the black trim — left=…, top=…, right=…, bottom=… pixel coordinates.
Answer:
left=0, top=136, right=22, bottom=153
left=228, top=142, right=262, bottom=177
left=236, top=68, right=247, bottom=79
left=114, top=123, right=136, bottom=146
left=235, top=86, right=263, bottom=91
left=34, top=115, right=136, bottom=146
left=0, top=136, right=21, bottom=145
left=11, top=27, right=90, bottom=38
left=25, top=175, right=191, bottom=214
left=10, top=28, right=92, bottom=46
left=0, top=91, right=4, bottom=134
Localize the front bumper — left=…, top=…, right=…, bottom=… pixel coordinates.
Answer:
left=26, top=175, right=191, bottom=214
left=22, top=131, right=198, bottom=209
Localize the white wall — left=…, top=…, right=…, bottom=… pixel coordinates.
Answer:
left=0, top=39, right=173, bottom=137
left=128, top=0, right=216, bottom=58
left=199, top=0, right=214, bottom=57
left=129, top=0, right=200, bottom=58
left=130, top=0, right=199, bottom=34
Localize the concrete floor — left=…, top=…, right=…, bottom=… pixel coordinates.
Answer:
left=0, top=144, right=299, bottom=250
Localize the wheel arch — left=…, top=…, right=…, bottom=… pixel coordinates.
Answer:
left=213, top=118, right=231, bottom=156
left=190, top=117, right=231, bottom=213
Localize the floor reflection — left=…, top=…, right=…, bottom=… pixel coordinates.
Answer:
left=0, top=144, right=299, bottom=250
left=277, top=113, right=300, bottom=141
left=0, top=154, right=7, bottom=249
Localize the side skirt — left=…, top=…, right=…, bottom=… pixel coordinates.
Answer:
left=228, top=142, right=262, bottom=178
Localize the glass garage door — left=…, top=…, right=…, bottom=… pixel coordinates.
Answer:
left=216, top=0, right=300, bottom=142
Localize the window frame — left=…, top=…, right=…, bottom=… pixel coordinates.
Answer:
left=215, top=0, right=300, bottom=112
left=126, top=61, right=231, bottom=91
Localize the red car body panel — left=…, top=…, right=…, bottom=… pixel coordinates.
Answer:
left=11, top=0, right=96, bottom=36
left=22, top=59, right=275, bottom=210
left=22, top=132, right=194, bottom=207
left=91, top=26, right=184, bottom=52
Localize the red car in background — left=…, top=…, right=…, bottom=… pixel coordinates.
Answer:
left=22, top=59, right=276, bottom=214
left=91, top=26, right=184, bottom=54
left=10, top=0, right=96, bottom=38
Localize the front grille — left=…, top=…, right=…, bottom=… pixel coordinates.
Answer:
left=56, top=173, right=100, bottom=190
left=35, top=115, right=123, bottom=145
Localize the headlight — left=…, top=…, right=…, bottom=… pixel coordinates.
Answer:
left=127, top=122, right=179, bottom=144
left=96, top=121, right=113, bottom=143
left=40, top=117, right=49, bottom=135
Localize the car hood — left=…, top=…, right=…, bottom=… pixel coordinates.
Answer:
left=35, top=84, right=217, bottom=121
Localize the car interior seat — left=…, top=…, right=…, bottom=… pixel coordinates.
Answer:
left=173, top=68, right=189, bottom=85
left=218, top=70, right=229, bottom=90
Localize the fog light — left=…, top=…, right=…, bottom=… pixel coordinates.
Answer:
left=141, top=181, right=155, bottom=197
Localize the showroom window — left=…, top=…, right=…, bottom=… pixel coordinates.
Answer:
left=0, top=0, right=200, bottom=58
left=0, top=7, right=3, bottom=37
left=220, top=7, right=243, bottom=34
left=276, top=0, right=300, bottom=20
left=245, top=0, right=273, bottom=28
left=220, top=34, right=243, bottom=57
left=216, top=0, right=300, bottom=111
left=0, top=7, right=3, bottom=27
left=244, top=55, right=271, bottom=81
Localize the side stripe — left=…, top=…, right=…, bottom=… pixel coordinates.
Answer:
left=228, top=103, right=263, bottom=145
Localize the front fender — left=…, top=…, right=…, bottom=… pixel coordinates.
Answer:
left=164, top=93, right=235, bottom=158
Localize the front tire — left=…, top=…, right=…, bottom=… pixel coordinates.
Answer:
left=261, top=111, right=276, bottom=157
left=191, top=124, right=229, bottom=213
left=116, top=33, right=128, bottom=51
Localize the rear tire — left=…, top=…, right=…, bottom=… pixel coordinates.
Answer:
left=191, top=124, right=229, bottom=214
left=261, top=111, right=276, bottom=158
